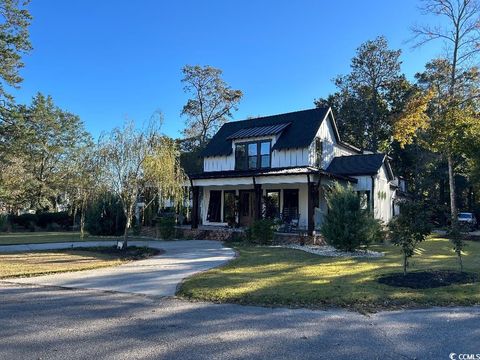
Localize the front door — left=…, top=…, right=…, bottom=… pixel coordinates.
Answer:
left=239, top=190, right=255, bottom=227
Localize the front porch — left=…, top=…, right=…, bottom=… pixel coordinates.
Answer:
left=189, top=167, right=356, bottom=235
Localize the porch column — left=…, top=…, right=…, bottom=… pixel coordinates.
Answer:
left=307, top=178, right=315, bottom=235
left=191, top=186, right=200, bottom=229
left=254, top=183, right=262, bottom=221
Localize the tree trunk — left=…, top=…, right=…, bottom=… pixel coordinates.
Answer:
left=457, top=250, right=464, bottom=272
left=403, top=254, right=407, bottom=276
left=80, top=194, right=87, bottom=239
left=80, top=211, right=86, bottom=239
left=123, top=208, right=132, bottom=249
left=447, top=153, right=457, bottom=223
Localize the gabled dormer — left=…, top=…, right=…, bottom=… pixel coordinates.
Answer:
left=200, top=107, right=359, bottom=173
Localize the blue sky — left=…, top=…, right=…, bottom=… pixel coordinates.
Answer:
left=13, top=0, right=444, bottom=138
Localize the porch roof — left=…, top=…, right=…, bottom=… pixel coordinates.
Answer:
left=188, top=166, right=357, bottom=182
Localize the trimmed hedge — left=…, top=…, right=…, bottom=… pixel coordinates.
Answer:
left=8, top=211, right=73, bottom=231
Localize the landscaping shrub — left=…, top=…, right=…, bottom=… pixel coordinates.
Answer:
left=157, top=215, right=176, bottom=239
left=0, top=214, right=9, bottom=232
left=389, top=200, right=431, bottom=275
left=10, top=213, right=37, bottom=231
left=248, top=219, right=275, bottom=245
left=37, top=211, right=72, bottom=230
left=85, top=194, right=126, bottom=236
left=321, top=182, right=384, bottom=251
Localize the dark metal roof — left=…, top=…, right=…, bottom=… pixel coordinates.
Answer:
left=189, top=166, right=357, bottom=183
left=202, top=108, right=330, bottom=157
left=226, top=123, right=291, bottom=140
left=326, top=154, right=387, bottom=176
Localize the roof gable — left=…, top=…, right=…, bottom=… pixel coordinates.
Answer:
left=201, top=108, right=330, bottom=157
left=326, top=154, right=388, bottom=176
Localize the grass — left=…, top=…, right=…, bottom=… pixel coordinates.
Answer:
left=178, top=237, right=480, bottom=312
left=0, top=232, right=123, bottom=245
left=0, top=246, right=160, bottom=278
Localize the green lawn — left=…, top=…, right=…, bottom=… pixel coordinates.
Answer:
left=0, top=232, right=121, bottom=245
left=178, top=237, right=480, bottom=312
left=0, top=246, right=159, bottom=278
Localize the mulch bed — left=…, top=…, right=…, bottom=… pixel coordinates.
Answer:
left=378, top=270, right=478, bottom=289
left=67, top=246, right=163, bottom=260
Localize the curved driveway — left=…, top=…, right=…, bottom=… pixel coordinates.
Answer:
left=0, top=240, right=235, bottom=296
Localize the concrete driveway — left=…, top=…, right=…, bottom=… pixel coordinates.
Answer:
left=0, top=240, right=235, bottom=296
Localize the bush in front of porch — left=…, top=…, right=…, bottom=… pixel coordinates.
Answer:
left=245, top=219, right=275, bottom=245
left=321, top=183, right=384, bottom=251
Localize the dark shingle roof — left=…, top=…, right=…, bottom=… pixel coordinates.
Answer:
left=326, top=154, right=386, bottom=176
left=202, top=108, right=330, bottom=157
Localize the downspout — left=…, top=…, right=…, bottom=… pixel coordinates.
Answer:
left=371, top=175, right=375, bottom=216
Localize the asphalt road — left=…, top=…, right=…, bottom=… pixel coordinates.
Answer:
left=0, top=283, right=479, bottom=360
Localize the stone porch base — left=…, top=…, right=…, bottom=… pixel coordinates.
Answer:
left=139, top=226, right=325, bottom=245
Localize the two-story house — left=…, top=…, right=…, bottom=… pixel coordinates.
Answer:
left=188, top=107, right=402, bottom=234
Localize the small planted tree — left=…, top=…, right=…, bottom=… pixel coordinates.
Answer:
left=389, top=200, right=431, bottom=275
left=448, top=223, right=465, bottom=272
left=321, top=182, right=383, bottom=252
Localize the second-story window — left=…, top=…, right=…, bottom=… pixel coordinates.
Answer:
left=248, top=143, right=257, bottom=168
left=235, top=140, right=271, bottom=170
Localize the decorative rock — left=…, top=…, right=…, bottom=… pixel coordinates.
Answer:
left=273, top=244, right=384, bottom=258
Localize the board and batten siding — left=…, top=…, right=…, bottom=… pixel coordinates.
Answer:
left=309, top=113, right=357, bottom=169
left=202, top=111, right=357, bottom=172
left=203, top=133, right=313, bottom=171
left=373, top=164, right=394, bottom=223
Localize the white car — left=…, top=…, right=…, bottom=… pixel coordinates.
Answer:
left=457, top=212, right=477, bottom=230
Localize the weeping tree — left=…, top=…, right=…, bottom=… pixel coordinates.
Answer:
left=98, top=120, right=161, bottom=248
left=99, top=117, right=186, bottom=247
left=143, top=136, right=186, bottom=212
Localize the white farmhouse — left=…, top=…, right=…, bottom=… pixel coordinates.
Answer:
left=188, top=107, right=404, bottom=234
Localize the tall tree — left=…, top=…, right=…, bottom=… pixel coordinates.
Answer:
left=412, top=0, right=480, bottom=221
left=0, top=0, right=32, bottom=166
left=315, top=36, right=407, bottom=151
left=0, top=0, right=31, bottom=105
left=0, top=93, right=90, bottom=211
left=181, top=65, right=242, bottom=145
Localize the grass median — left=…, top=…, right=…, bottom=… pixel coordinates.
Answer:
left=0, top=246, right=161, bottom=278
left=0, top=232, right=121, bottom=245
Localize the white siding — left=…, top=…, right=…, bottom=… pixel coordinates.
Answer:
left=271, top=148, right=309, bottom=168
left=203, top=155, right=234, bottom=172
left=307, top=112, right=358, bottom=169
left=353, top=175, right=373, bottom=192
left=203, top=133, right=313, bottom=171
left=373, top=165, right=394, bottom=223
